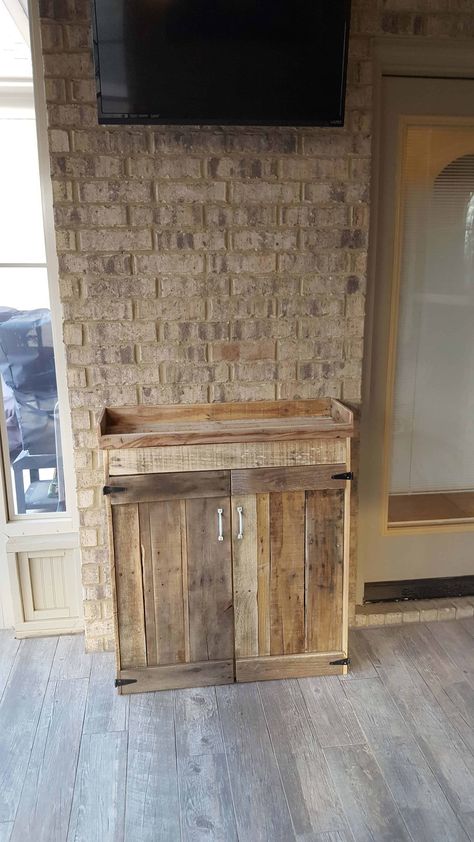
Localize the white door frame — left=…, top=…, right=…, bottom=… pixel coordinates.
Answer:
left=357, top=38, right=474, bottom=604
left=0, top=2, right=81, bottom=632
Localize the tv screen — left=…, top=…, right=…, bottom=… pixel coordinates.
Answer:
left=92, top=0, right=351, bottom=126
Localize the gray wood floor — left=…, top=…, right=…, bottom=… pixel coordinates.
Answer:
left=1, top=620, right=474, bottom=841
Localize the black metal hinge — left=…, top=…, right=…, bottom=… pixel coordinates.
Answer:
left=330, top=657, right=351, bottom=666
left=331, top=472, right=354, bottom=481
left=103, top=485, right=127, bottom=495
left=115, top=678, right=137, bottom=688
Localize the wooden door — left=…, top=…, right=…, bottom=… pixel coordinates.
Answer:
left=231, top=464, right=350, bottom=681
left=106, top=471, right=234, bottom=693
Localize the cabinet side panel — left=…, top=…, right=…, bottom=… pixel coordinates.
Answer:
left=186, top=497, right=234, bottom=662
left=232, top=494, right=258, bottom=658
left=257, top=493, right=271, bottom=656
left=270, top=491, right=306, bottom=655
left=112, top=503, right=147, bottom=669
left=305, top=489, right=344, bottom=653
left=146, top=500, right=186, bottom=665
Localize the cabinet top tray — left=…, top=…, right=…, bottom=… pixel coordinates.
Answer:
left=98, top=398, right=354, bottom=450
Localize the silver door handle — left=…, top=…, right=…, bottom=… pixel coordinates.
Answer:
left=237, top=506, right=243, bottom=540
left=217, top=508, right=224, bottom=541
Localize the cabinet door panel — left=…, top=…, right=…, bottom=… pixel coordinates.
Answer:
left=232, top=468, right=349, bottom=681
left=109, top=474, right=234, bottom=692
left=186, top=497, right=234, bottom=663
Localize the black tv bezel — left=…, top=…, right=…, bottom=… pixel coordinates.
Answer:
left=91, top=0, right=351, bottom=128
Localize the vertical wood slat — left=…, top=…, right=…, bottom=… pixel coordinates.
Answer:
left=138, top=504, right=156, bottom=665
left=270, top=491, right=306, bottom=656
left=305, top=489, right=345, bottom=653
left=232, top=494, right=258, bottom=658
left=112, top=504, right=146, bottom=670
left=143, top=501, right=186, bottom=666
left=256, top=493, right=271, bottom=656
left=186, top=497, right=234, bottom=662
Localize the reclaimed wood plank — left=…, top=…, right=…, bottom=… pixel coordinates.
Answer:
left=118, top=660, right=234, bottom=694
left=112, top=504, right=146, bottom=670
left=270, top=491, right=305, bottom=655
left=259, top=680, right=350, bottom=837
left=67, top=731, right=127, bottom=842
left=147, top=500, right=185, bottom=665
left=174, top=686, right=224, bottom=758
left=298, top=675, right=365, bottom=748
left=305, top=489, right=344, bottom=653
left=125, top=691, right=179, bottom=842
left=217, top=683, right=296, bottom=842
left=108, top=440, right=347, bottom=476
left=344, top=677, right=469, bottom=842
left=102, top=399, right=333, bottom=428
left=232, top=494, right=258, bottom=658
left=0, top=637, right=57, bottom=823
left=231, top=465, right=347, bottom=495
left=257, top=493, right=271, bottom=656
left=138, top=503, right=157, bottom=665
left=186, top=497, right=233, bottom=663
left=236, top=652, right=346, bottom=682
left=324, top=744, right=412, bottom=842
left=11, top=677, right=88, bottom=842
left=178, top=753, right=238, bottom=842
left=107, top=470, right=230, bottom=504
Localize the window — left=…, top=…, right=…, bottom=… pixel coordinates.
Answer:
left=0, top=2, right=67, bottom=517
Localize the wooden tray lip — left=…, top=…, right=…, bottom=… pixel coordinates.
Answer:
left=98, top=398, right=354, bottom=450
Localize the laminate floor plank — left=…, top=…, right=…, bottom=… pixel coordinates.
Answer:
left=0, top=632, right=20, bottom=702
left=344, top=677, right=469, bottom=842
left=216, top=683, right=296, bottom=842
left=396, top=623, right=474, bottom=753
left=0, top=636, right=57, bottom=823
left=324, top=743, right=413, bottom=842
left=259, top=679, right=350, bottom=837
left=67, top=731, right=127, bottom=842
left=360, top=627, right=474, bottom=832
left=125, top=691, right=180, bottom=842
left=11, top=677, right=88, bottom=842
left=174, top=687, right=224, bottom=757
left=427, top=621, right=474, bottom=688
left=83, top=677, right=129, bottom=735
left=311, top=833, right=355, bottom=842
left=178, top=753, right=238, bottom=842
left=0, top=824, right=12, bottom=842
left=298, top=675, right=366, bottom=748
left=341, top=629, right=378, bottom=681
left=50, top=634, right=92, bottom=681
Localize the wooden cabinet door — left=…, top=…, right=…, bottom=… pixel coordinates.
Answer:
left=106, top=471, right=234, bottom=693
left=230, top=464, right=350, bottom=682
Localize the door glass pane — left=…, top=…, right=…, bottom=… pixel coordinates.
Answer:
left=389, top=125, right=474, bottom=524
left=0, top=268, right=66, bottom=515
left=0, top=111, right=46, bottom=264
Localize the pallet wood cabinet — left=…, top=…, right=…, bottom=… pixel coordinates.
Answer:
left=100, top=399, right=354, bottom=694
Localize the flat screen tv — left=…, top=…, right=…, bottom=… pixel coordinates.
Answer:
left=92, top=0, right=351, bottom=127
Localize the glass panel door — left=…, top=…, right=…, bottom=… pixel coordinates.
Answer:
left=388, top=125, right=474, bottom=525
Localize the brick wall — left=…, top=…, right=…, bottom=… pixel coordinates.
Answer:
left=38, top=0, right=474, bottom=651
